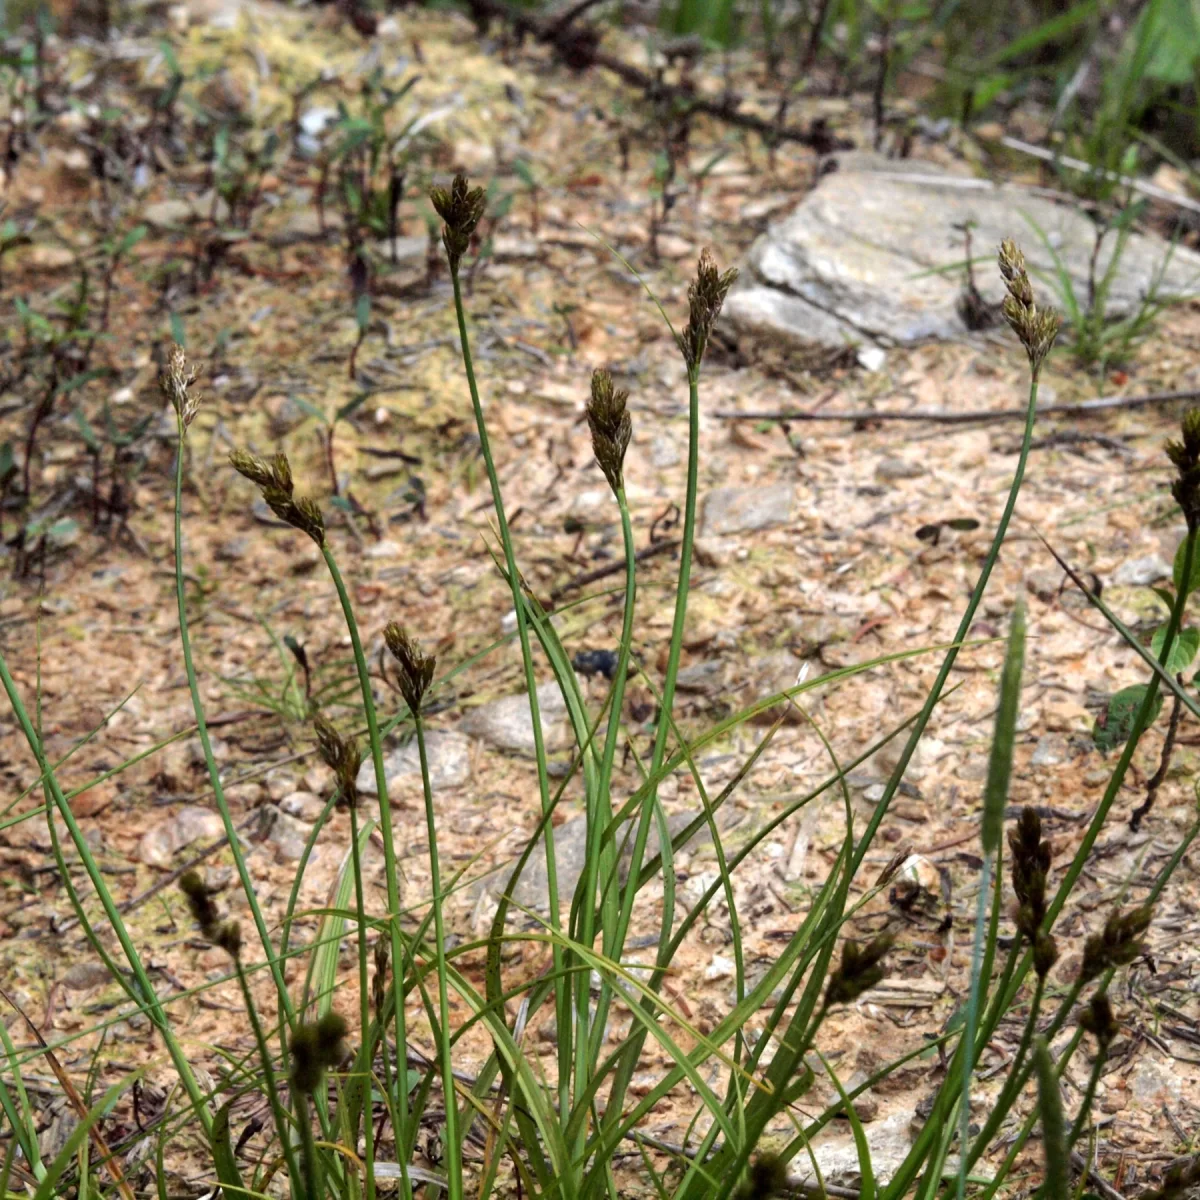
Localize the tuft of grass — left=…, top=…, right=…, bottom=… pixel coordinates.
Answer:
left=4, top=217, right=1200, bottom=1200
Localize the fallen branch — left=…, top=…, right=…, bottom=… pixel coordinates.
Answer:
left=465, top=0, right=851, bottom=151
left=549, top=537, right=678, bottom=605
left=715, top=386, right=1200, bottom=426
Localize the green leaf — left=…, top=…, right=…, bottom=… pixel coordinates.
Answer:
left=210, top=1101, right=245, bottom=1200
left=512, top=158, right=535, bottom=188
left=72, top=408, right=102, bottom=453
left=1173, top=535, right=1200, bottom=594
left=335, top=392, right=369, bottom=424
left=355, top=292, right=371, bottom=333
left=169, top=312, right=186, bottom=348
left=1033, top=1037, right=1068, bottom=1200
left=1093, top=684, right=1163, bottom=754
left=983, top=603, right=1025, bottom=855
left=946, top=517, right=981, bottom=532
left=116, top=225, right=148, bottom=258
left=1150, top=625, right=1199, bottom=674
left=0, top=442, right=14, bottom=482
left=291, top=395, right=329, bottom=424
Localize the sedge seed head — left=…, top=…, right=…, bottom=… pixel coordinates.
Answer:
left=1166, top=408, right=1200, bottom=526
left=161, top=345, right=202, bottom=431
left=825, top=933, right=893, bottom=1007
left=313, top=714, right=362, bottom=809
left=587, top=369, right=632, bottom=494
left=384, top=622, right=436, bottom=712
left=289, top=1013, right=348, bottom=1094
left=1009, top=805, right=1052, bottom=942
left=180, top=871, right=241, bottom=959
left=229, top=449, right=325, bottom=547
left=997, top=239, right=1060, bottom=372
left=1078, top=990, right=1120, bottom=1047
left=676, top=249, right=738, bottom=372
left=1079, top=904, right=1153, bottom=984
left=735, top=1155, right=789, bottom=1200
left=430, top=174, right=486, bottom=273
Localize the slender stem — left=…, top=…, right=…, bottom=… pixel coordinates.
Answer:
left=233, top=960, right=302, bottom=1194
left=173, top=418, right=293, bottom=1021
left=447, top=266, right=569, bottom=1127
left=1067, top=1043, right=1108, bottom=1149
left=854, top=370, right=1043, bottom=884
left=320, top=546, right=412, bottom=1200
left=295, top=1091, right=319, bottom=1200
left=956, top=853, right=993, bottom=1200
left=348, top=803, right=376, bottom=1200
left=414, top=713, right=463, bottom=1200
left=581, top=493, right=637, bottom=1079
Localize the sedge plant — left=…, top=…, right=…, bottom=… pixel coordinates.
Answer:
left=6, top=216, right=1200, bottom=1200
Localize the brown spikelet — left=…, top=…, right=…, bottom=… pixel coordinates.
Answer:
left=587, top=369, right=632, bottom=494
left=229, top=449, right=326, bottom=547
left=676, top=249, right=738, bottom=372
left=160, top=345, right=202, bottom=430
left=384, top=622, right=436, bottom=712
left=825, top=933, right=893, bottom=1006
left=997, top=239, right=1060, bottom=372
left=1079, top=904, right=1153, bottom=983
left=1165, top=408, right=1200, bottom=527
left=430, top=174, right=486, bottom=273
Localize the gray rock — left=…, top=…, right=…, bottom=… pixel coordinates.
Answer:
left=61, top=961, right=113, bottom=991
left=676, top=659, right=727, bottom=694
left=215, top=537, right=249, bottom=562
left=650, top=436, right=681, bottom=468
left=703, top=483, right=794, bottom=536
left=1112, top=554, right=1171, bottom=587
left=876, top=456, right=926, bottom=481
left=356, top=731, right=473, bottom=797
left=480, top=811, right=713, bottom=913
left=462, top=681, right=568, bottom=756
left=138, top=805, right=225, bottom=868
left=280, top=790, right=326, bottom=822
left=1031, top=735, right=1066, bottom=767
left=143, top=198, right=194, bottom=229
left=257, top=804, right=313, bottom=863
left=1130, top=1054, right=1183, bottom=1107
left=792, top=1111, right=912, bottom=1187
left=725, top=152, right=1200, bottom=352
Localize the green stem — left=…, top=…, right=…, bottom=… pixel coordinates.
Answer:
left=233, top=960, right=303, bottom=1196
left=295, top=1090, right=319, bottom=1200
left=173, top=418, right=293, bottom=1022
left=446, top=266, right=569, bottom=1130
left=851, top=371, right=1043, bottom=881
left=348, top=803, right=376, bottom=1200
left=414, top=713, right=462, bottom=1200
left=320, top=545, right=412, bottom=1200
left=956, top=852, right=994, bottom=1200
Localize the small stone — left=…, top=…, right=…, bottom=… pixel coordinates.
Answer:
left=264, top=769, right=298, bottom=803
left=215, top=538, right=249, bottom=562
left=704, top=953, right=734, bottom=981
left=357, top=731, right=472, bottom=800
left=257, top=805, right=313, bottom=863
left=143, top=198, right=195, bottom=229
left=280, top=791, right=325, bottom=822
left=62, top=962, right=113, bottom=991
left=702, top=484, right=795, bottom=536
left=138, top=806, right=225, bottom=868
left=1112, top=555, right=1171, bottom=587
left=676, top=660, right=727, bottom=694
left=1030, top=735, right=1065, bottom=767
left=462, top=682, right=568, bottom=756
left=876, top=457, right=925, bottom=481
left=1130, top=1055, right=1183, bottom=1107
left=650, top=436, right=681, bottom=468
